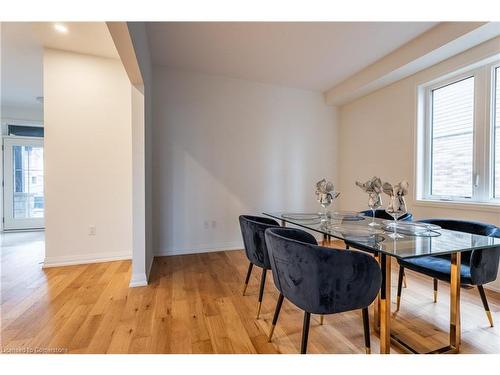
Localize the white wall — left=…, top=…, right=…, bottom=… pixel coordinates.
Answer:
left=129, top=84, right=146, bottom=285
left=338, top=36, right=500, bottom=290
left=153, top=68, right=338, bottom=255
left=127, top=22, right=154, bottom=285
left=43, top=49, right=133, bottom=266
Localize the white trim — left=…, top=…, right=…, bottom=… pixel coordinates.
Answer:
left=414, top=199, right=500, bottom=213
left=155, top=241, right=243, bottom=257
left=129, top=254, right=154, bottom=288
left=491, top=63, right=500, bottom=199
left=1, top=228, right=45, bottom=233
left=3, top=136, right=45, bottom=230
left=43, top=251, right=131, bottom=268
left=129, top=272, right=148, bottom=288
left=1, top=118, right=43, bottom=127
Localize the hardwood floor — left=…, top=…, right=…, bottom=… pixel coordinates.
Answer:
left=1, top=232, right=499, bottom=354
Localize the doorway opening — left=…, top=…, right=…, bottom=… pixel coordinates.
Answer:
left=3, top=132, right=45, bottom=230
left=1, top=22, right=45, bottom=233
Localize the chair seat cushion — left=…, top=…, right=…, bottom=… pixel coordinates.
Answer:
left=398, top=256, right=472, bottom=284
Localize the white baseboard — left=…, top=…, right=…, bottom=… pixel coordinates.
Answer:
left=129, top=272, right=148, bottom=287
left=155, top=241, right=243, bottom=257
left=43, top=251, right=131, bottom=268
left=129, top=254, right=155, bottom=288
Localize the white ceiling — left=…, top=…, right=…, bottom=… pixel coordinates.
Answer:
left=1, top=22, right=118, bottom=111
left=32, top=22, right=119, bottom=60
left=1, top=23, right=43, bottom=111
left=2, top=22, right=441, bottom=112
left=147, top=22, right=439, bottom=91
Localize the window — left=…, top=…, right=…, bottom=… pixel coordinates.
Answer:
left=418, top=58, right=500, bottom=205
left=495, top=67, right=500, bottom=198
left=431, top=77, right=474, bottom=198
left=8, top=125, right=44, bottom=137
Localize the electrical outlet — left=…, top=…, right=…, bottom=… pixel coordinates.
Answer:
left=204, top=220, right=209, bottom=229
left=89, top=225, right=96, bottom=236
left=211, top=220, right=217, bottom=229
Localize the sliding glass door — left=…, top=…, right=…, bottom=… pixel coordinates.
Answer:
left=3, top=137, right=45, bottom=230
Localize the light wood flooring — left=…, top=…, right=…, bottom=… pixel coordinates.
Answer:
left=1, top=232, right=499, bottom=354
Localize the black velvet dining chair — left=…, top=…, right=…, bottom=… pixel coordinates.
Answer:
left=265, top=227, right=382, bottom=354
left=360, top=209, right=413, bottom=221
left=396, top=219, right=500, bottom=327
left=239, top=215, right=280, bottom=319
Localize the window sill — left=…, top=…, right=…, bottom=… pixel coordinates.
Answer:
left=414, top=199, right=500, bottom=213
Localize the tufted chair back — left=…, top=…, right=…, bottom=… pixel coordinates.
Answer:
left=239, top=215, right=279, bottom=269
left=265, top=227, right=381, bottom=315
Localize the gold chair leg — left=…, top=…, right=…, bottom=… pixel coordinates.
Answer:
left=478, top=285, right=494, bottom=327
left=486, top=311, right=494, bottom=327
left=403, top=274, right=407, bottom=288
left=320, top=315, right=324, bottom=325
left=256, top=302, right=262, bottom=319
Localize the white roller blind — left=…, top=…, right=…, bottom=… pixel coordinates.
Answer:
left=495, top=67, right=500, bottom=198
left=431, top=76, right=474, bottom=198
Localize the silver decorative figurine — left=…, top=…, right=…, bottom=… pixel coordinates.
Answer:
left=355, top=176, right=383, bottom=227
left=315, top=179, right=340, bottom=222
left=382, top=180, right=409, bottom=239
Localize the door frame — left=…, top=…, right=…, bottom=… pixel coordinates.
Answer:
left=2, top=136, right=45, bottom=230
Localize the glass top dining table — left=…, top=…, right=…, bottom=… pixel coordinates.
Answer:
left=263, top=211, right=500, bottom=259
left=264, top=211, right=500, bottom=354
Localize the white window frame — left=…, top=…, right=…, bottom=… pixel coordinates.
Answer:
left=489, top=62, right=500, bottom=200
left=2, top=136, right=45, bottom=230
left=417, top=58, right=500, bottom=206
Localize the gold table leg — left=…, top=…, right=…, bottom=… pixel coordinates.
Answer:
left=373, top=252, right=380, bottom=333
left=379, top=253, right=391, bottom=354
left=387, top=252, right=462, bottom=354
left=449, top=252, right=461, bottom=351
